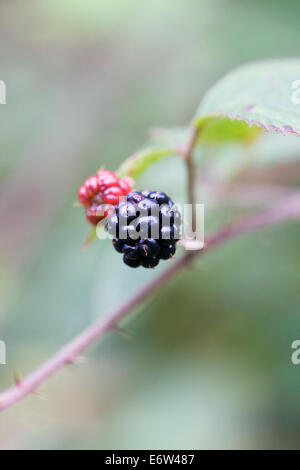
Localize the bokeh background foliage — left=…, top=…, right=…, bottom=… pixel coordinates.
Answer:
left=1, top=0, right=300, bottom=450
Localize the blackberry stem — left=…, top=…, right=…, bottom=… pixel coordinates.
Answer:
left=1, top=193, right=300, bottom=412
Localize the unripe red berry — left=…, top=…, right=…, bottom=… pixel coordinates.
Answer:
left=97, top=170, right=119, bottom=188
left=85, top=203, right=113, bottom=226
left=103, top=186, right=125, bottom=205
left=78, top=186, right=90, bottom=205
left=78, top=170, right=133, bottom=225
left=85, top=176, right=99, bottom=197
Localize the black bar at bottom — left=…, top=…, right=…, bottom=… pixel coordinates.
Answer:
left=100, top=452, right=199, bottom=466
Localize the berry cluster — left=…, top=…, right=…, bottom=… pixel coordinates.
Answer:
left=78, top=170, right=133, bottom=226
left=106, top=191, right=181, bottom=268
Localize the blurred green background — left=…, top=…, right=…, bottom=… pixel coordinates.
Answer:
left=1, top=0, right=300, bottom=450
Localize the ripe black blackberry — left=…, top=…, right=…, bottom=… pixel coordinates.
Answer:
left=106, top=191, right=181, bottom=268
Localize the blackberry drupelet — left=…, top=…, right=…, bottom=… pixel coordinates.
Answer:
left=106, top=191, right=181, bottom=268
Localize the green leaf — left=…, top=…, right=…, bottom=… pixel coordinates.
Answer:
left=118, top=60, right=300, bottom=181
left=117, top=147, right=177, bottom=180
left=198, top=116, right=262, bottom=145
left=195, top=59, right=300, bottom=144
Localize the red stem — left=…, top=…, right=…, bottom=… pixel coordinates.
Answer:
left=0, top=195, right=300, bottom=412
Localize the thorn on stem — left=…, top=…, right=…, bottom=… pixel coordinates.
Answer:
left=14, top=370, right=22, bottom=386
left=32, top=391, right=46, bottom=401
left=114, top=326, right=134, bottom=341
left=67, top=356, right=87, bottom=366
